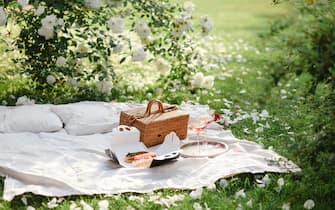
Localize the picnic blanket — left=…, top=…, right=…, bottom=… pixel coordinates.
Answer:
left=0, top=103, right=300, bottom=201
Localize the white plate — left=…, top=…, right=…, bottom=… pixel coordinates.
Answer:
left=180, top=140, right=228, bottom=158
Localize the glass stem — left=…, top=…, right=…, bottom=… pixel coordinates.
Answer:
left=197, top=132, right=200, bottom=154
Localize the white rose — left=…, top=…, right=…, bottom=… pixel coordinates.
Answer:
left=77, top=44, right=88, bottom=54
left=66, top=77, right=78, bottom=87
left=38, top=26, right=54, bottom=40
left=34, top=6, right=45, bottom=16
left=191, top=72, right=204, bottom=88
left=131, top=47, right=146, bottom=62
left=96, top=81, right=112, bottom=93
left=107, top=17, right=123, bottom=33
left=56, top=56, right=66, bottom=67
left=84, top=0, right=102, bottom=9
left=46, top=75, right=56, bottom=85
left=18, top=0, right=29, bottom=8
left=156, top=58, right=171, bottom=76
left=135, top=20, right=151, bottom=38
left=0, top=7, right=7, bottom=26
left=183, top=1, right=195, bottom=13
left=41, top=14, right=57, bottom=29
left=201, top=75, right=215, bottom=89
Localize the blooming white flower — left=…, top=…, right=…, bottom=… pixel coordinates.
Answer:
left=34, top=6, right=45, bottom=16
left=18, top=0, right=29, bottom=8
left=98, top=200, right=109, bottom=210
left=193, top=202, right=202, bottom=210
left=80, top=200, right=94, bottom=210
left=96, top=81, right=112, bottom=93
left=41, top=14, right=57, bottom=29
left=26, top=206, right=35, bottom=210
left=107, top=17, right=123, bottom=33
left=156, top=58, right=171, bottom=76
left=38, top=26, right=54, bottom=40
left=282, top=203, right=290, bottom=210
left=189, top=188, right=203, bottom=199
left=303, top=199, right=315, bottom=209
left=219, top=178, right=229, bottom=188
left=184, top=1, right=195, bottom=13
left=66, top=77, right=78, bottom=87
left=47, top=198, right=58, bottom=209
left=56, top=56, right=66, bottom=67
left=77, top=44, right=88, bottom=54
left=200, top=15, right=213, bottom=36
left=132, top=47, right=146, bottom=62
left=191, top=72, right=204, bottom=88
left=135, top=20, right=152, bottom=38
left=202, top=75, right=215, bottom=89
left=16, top=95, right=35, bottom=106
left=234, top=189, right=246, bottom=199
left=0, top=7, right=7, bottom=26
left=84, top=0, right=102, bottom=9
left=46, top=75, right=56, bottom=85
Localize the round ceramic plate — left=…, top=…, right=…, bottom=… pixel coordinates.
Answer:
left=180, top=140, right=229, bottom=158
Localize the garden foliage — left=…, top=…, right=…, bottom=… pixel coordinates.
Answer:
left=268, top=0, right=335, bottom=92
left=0, top=0, right=214, bottom=103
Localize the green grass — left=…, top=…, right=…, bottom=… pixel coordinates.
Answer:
left=1, top=0, right=334, bottom=209
left=190, top=0, right=292, bottom=40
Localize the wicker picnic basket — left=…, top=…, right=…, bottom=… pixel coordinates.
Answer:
left=119, top=99, right=189, bottom=147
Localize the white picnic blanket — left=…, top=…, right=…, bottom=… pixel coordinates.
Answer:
left=0, top=103, right=300, bottom=201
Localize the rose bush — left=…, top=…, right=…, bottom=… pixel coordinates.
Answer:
left=0, top=0, right=215, bottom=103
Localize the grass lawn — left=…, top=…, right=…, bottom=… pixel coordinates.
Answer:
left=1, top=0, right=334, bottom=209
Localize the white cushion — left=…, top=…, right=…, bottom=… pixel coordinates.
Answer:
left=51, top=101, right=119, bottom=135
left=0, top=106, right=9, bottom=132
left=1, top=105, right=63, bottom=133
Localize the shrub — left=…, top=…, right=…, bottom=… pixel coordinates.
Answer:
left=0, top=0, right=215, bottom=103
left=267, top=0, right=335, bottom=92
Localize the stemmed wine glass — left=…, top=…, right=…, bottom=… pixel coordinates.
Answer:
left=188, top=114, right=214, bottom=155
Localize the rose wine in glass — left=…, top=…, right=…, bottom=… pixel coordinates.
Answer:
left=188, top=115, right=213, bottom=155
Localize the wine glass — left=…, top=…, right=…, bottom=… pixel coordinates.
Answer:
left=188, top=115, right=213, bottom=155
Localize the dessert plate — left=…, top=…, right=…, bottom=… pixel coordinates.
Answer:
left=180, top=140, right=228, bottom=158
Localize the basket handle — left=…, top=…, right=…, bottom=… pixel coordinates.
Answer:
left=145, top=99, right=164, bottom=116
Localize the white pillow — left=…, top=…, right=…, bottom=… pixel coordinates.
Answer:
left=0, top=106, right=9, bottom=132
left=1, top=105, right=63, bottom=133
left=51, top=102, right=119, bottom=135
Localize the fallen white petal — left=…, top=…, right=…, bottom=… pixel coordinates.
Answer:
left=190, top=188, right=203, bottom=199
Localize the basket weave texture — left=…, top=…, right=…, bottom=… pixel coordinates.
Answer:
left=119, top=99, right=189, bottom=147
